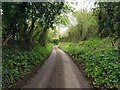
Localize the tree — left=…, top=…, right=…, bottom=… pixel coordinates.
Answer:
left=94, top=2, right=120, bottom=38
left=66, top=10, right=97, bottom=42
left=2, top=2, right=65, bottom=49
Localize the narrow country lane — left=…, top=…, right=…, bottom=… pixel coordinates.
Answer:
left=23, top=46, right=92, bottom=88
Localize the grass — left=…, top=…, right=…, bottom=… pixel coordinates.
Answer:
left=59, top=38, right=120, bottom=88
left=2, top=43, right=53, bottom=89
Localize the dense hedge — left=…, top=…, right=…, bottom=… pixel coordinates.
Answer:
left=59, top=38, right=120, bottom=88
left=2, top=44, right=52, bottom=88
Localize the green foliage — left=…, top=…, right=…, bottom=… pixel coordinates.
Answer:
left=59, top=38, right=120, bottom=88
left=54, top=14, right=69, bottom=25
left=2, top=2, right=65, bottom=48
left=2, top=44, right=52, bottom=89
left=94, top=2, right=120, bottom=38
left=52, top=38, right=59, bottom=45
left=47, top=27, right=58, bottom=43
left=66, top=10, right=97, bottom=42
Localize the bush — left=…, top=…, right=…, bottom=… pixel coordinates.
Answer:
left=52, top=38, right=59, bottom=45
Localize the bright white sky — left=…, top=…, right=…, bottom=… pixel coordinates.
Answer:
left=58, top=0, right=96, bottom=36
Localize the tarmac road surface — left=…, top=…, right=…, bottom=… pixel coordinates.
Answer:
left=24, top=46, right=92, bottom=88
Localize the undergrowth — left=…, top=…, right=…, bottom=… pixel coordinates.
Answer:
left=59, top=38, right=120, bottom=88
left=2, top=44, right=52, bottom=89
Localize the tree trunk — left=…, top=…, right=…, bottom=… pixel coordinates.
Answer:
left=98, top=9, right=102, bottom=38
left=39, top=28, right=47, bottom=46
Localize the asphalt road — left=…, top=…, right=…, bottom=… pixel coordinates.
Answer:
left=23, top=46, right=92, bottom=88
